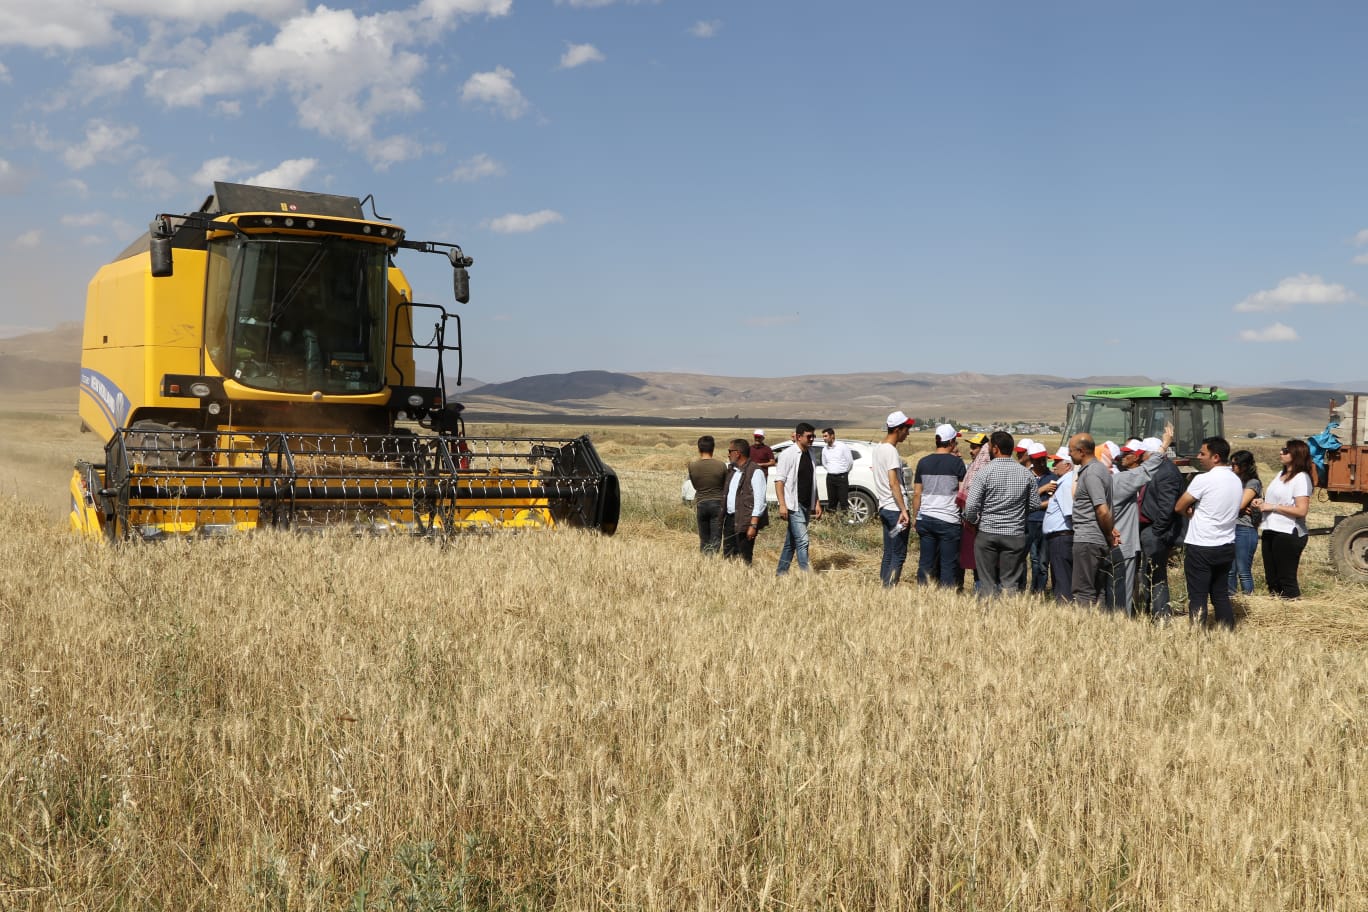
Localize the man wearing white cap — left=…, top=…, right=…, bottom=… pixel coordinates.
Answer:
left=912, top=423, right=966, bottom=586
left=749, top=430, right=775, bottom=477
left=1135, top=433, right=1186, bottom=620
left=1041, top=446, right=1076, bottom=602
left=873, top=410, right=915, bottom=586
left=1099, top=426, right=1175, bottom=616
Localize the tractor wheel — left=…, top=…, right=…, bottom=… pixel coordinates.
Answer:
left=1329, top=512, right=1368, bottom=584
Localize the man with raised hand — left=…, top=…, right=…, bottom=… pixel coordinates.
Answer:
left=775, top=422, right=823, bottom=575
left=1097, top=425, right=1175, bottom=615
left=1136, top=435, right=1185, bottom=620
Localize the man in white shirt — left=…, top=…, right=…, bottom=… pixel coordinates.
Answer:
left=721, top=440, right=768, bottom=565
left=873, top=410, right=914, bottom=586
left=1173, top=436, right=1243, bottom=630
left=820, top=427, right=854, bottom=516
left=1041, top=447, right=1075, bottom=603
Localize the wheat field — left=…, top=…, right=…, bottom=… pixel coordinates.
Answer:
left=0, top=413, right=1364, bottom=910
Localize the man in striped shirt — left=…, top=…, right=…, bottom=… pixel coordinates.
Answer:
left=962, top=431, right=1037, bottom=597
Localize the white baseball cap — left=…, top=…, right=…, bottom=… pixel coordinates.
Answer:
left=1120, top=438, right=1144, bottom=453
left=934, top=423, right=959, bottom=442
left=1140, top=436, right=1165, bottom=454
left=1103, top=441, right=1121, bottom=459
left=1052, top=446, right=1072, bottom=463
left=1014, top=437, right=1036, bottom=453
left=1026, top=441, right=1048, bottom=458
left=886, top=410, right=915, bottom=428
left=753, top=429, right=765, bottom=438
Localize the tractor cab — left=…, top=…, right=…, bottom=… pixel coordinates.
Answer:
left=1062, top=385, right=1227, bottom=462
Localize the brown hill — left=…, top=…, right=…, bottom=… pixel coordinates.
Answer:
left=0, top=326, right=1348, bottom=434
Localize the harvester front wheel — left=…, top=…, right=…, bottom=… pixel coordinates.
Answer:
left=1330, top=512, right=1368, bottom=584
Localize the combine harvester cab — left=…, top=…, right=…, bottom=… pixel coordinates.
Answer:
left=71, top=182, right=618, bottom=539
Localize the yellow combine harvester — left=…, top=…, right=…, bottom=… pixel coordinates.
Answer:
left=71, top=182, right=619, bottom=539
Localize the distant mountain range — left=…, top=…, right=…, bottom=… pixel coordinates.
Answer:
left=0, top=324, right=1353, bottom=432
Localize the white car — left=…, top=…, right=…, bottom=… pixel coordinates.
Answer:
left=681, top=439, right=910, bottom=525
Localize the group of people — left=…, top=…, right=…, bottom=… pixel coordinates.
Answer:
left=685, top=416, right=1318, bottom=629
left=684, top=425, right=833, bottom=572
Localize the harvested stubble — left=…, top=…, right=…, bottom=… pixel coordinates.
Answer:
left=0, top=495, right=1363, bottom=911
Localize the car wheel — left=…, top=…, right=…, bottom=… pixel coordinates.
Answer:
left=845, top=490, right=876, bottom=525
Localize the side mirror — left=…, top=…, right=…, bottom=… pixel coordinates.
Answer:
left=453, top=266, right=470, bottom=305
left=447, top=247, right=472, bottom=304
left=150, top=236, right=173, bottom=277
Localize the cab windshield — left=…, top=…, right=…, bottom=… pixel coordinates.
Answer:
left=205, top=235, right=389, bottom=394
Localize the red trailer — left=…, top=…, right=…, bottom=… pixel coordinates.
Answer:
left=1325, top=394, right=1368, bottom=582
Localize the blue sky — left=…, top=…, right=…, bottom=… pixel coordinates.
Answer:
left=2, top=1, right=1366, bottom=385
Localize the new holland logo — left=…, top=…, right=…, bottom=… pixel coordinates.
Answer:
left=81, top=369, right=129, bottom=426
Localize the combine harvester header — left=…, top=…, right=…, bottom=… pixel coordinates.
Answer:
left=71, top=183, right=618, bottom=539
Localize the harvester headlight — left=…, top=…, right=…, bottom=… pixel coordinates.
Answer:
left=284, top=218, right=294, bottom=227
left=306, top=219, right=316, bottom=228
left=190, top=382, right=211, bottom=397
left=263, top=217, right=273, bottom=226
left=207, top=402, right=222, bottom=415
left=407, top=394, right=425, bottom=408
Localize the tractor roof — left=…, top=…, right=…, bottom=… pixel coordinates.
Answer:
left=1082, top=385, right=1228, bottom=402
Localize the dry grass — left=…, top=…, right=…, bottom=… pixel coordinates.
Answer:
left=0, top=414, right=1364, bottom=910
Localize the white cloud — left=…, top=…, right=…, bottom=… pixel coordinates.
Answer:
left=139, top=1, right=510, bottom=164
left=58, top=178, right=89, bottom=196
left=192, top=156, right=255, bottom=186
left=1353, top=228, right=1368, bottom=246
left=559, top=42, right=604, bottom=69
left=0, top=61, right=10, bottom=82
left=216, top=99, right=242, bottom=116
left=245, top=158, right=317, bottom=187
left=14, top=229, right=42, bottom=248
left=461, top=66, right=528, bottom=119
left=447, top=153, right=505, bottom=182
left=1354, top=252, right=1368, bottom=266
left=61, top=120, right=139, bottom=170
left=487, top=210, right=564, bottom=233
left=1238, top=322, right=1299, bottom=343
left=689, top=19, right=721, bottom=38
left=61, top=212, right=105, bottom=228
left=1233, top=273, right=1357, bottom=312
left=0, top=158, right=24, bottom=194
left=0, top=1, right=307, bottom=50
left=71, top=58, right=148, bottom=98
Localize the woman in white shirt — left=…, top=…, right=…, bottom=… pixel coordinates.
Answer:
left=1252, top=439, right=1315, bottom=598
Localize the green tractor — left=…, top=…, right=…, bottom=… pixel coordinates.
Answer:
left=1061, top=384, right=1228, bottom=465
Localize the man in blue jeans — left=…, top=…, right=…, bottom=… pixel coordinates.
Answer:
left=873, top=410, right=915, bottom=586
left=775, top=421, right=823, bottom=575
left=913, top=423, right=966, bottom=586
